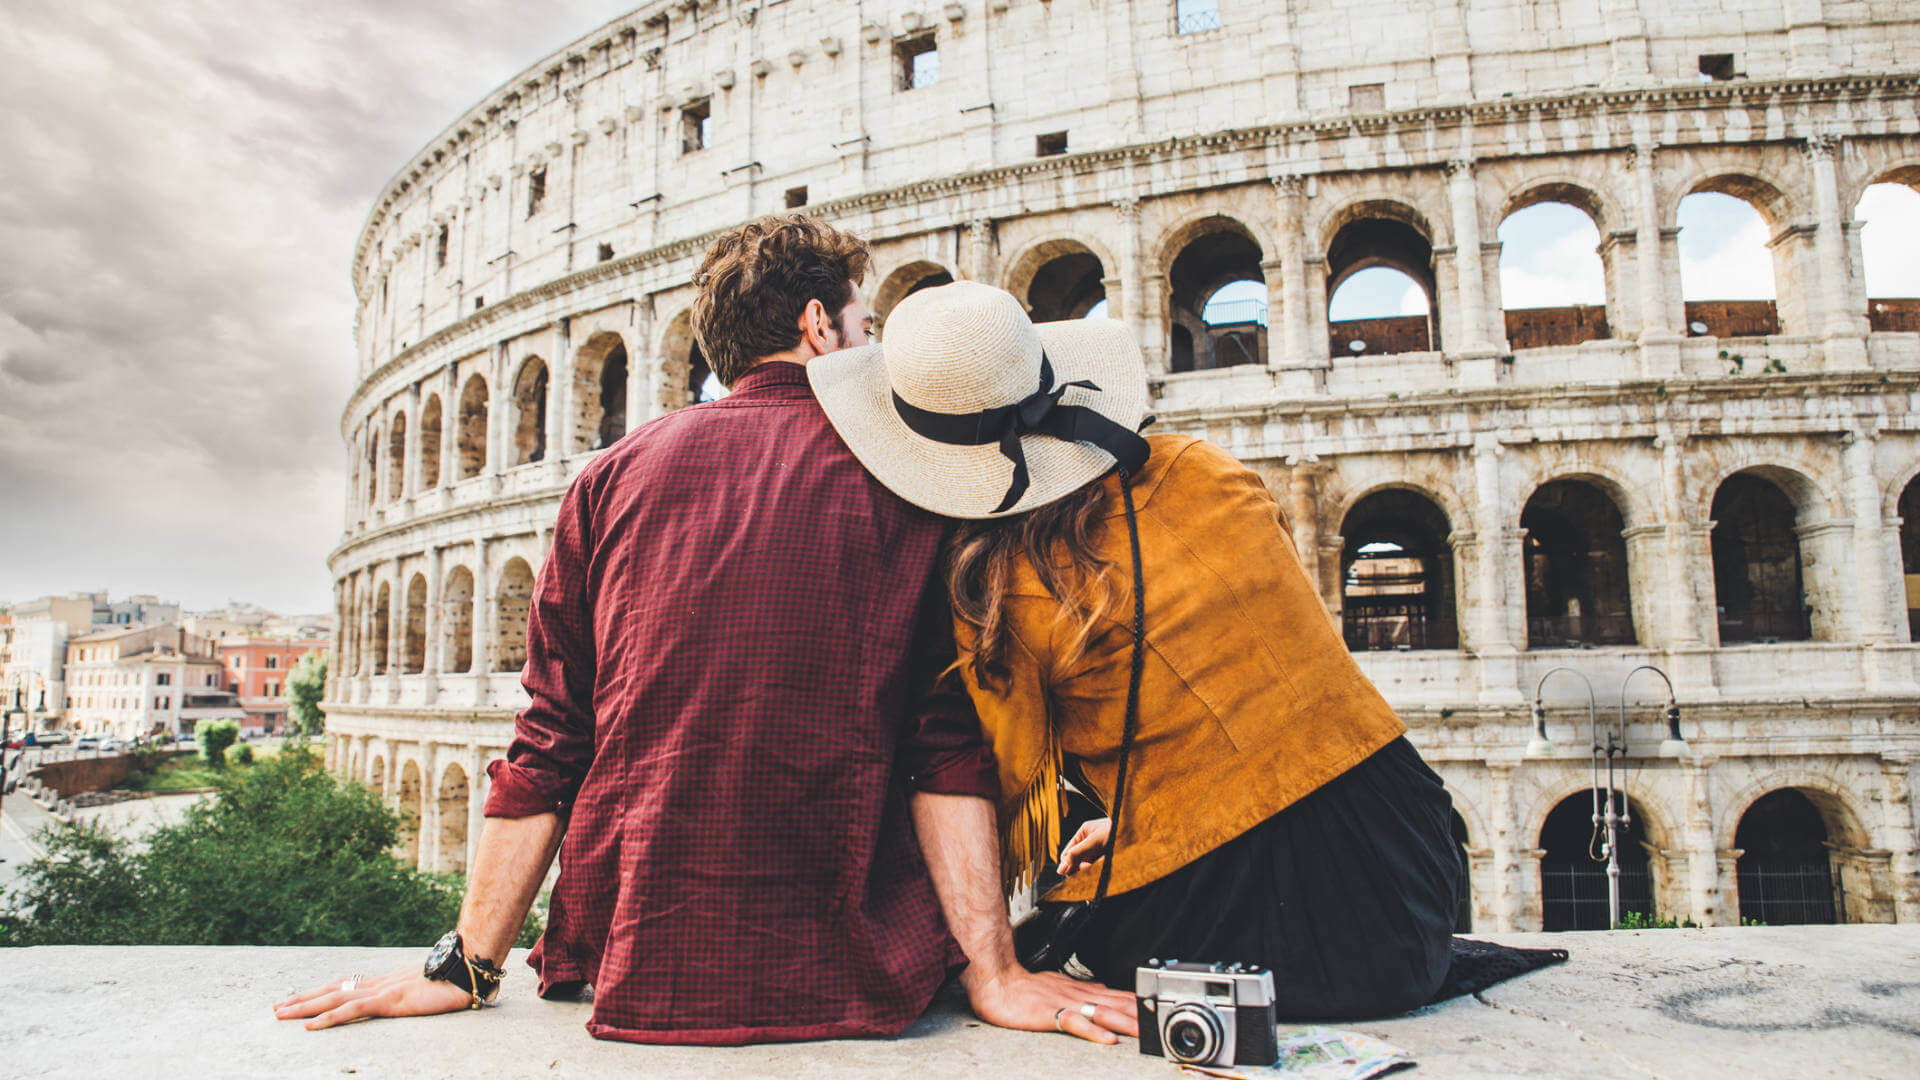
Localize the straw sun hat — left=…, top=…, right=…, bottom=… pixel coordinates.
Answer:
left=808, top=281, right=1151, bottom=520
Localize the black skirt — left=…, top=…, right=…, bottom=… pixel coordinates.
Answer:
left=1073, top=736, right=1461, bottom=1020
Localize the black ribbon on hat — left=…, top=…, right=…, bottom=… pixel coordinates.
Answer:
left=891, top=352, right=1151, bottom=514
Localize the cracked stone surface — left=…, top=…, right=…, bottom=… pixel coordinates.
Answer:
left=3, top=927, right=1916, bottom=1079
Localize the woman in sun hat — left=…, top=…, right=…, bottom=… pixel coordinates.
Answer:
left=807, top=280, right=1468, bottom=1020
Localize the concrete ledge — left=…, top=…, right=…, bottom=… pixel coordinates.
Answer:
left=2, top=927, right=1916, bottom=1079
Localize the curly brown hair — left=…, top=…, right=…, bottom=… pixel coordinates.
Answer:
left=689, top=215, right=872, bottom=386
left=944, top=482, right=1120, bottom=693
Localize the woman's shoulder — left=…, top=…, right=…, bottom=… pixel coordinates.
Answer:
left=1108, top=434, right=1268, bottom=513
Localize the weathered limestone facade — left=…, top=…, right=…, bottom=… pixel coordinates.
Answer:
left=328, top=0, right=1920, bottom=930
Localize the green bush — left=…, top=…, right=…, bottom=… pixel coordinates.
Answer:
left=0, top=743, right=541, bottom=949
left=232, top=743, right=255, bottom=766
left=288, top=652, right=328, bottom=737
left=195, top=718, right=240, bottom=768
left=1615, top=911, right=1699, bottom=930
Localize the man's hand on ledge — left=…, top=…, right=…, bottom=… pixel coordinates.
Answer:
left=961, top=962, right=1140, bottom=1045
left=273, top=968, right=472, bottom=1030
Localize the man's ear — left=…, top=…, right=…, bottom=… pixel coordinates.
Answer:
left=798, top=298, right=837, bottom=356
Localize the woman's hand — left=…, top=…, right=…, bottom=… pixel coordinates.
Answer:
left=1058, top=817, right=1112, bottom=877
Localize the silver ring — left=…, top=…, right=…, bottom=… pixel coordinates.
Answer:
left=1079, top=1002, right=1099, bottom=1020
left=1052, top=1006, right=1069, bottom=1032
left=340, top=975, right=363, bottom=992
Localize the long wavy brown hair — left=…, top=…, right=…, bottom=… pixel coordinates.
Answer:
left=944, top=481, right=1119, bottom=693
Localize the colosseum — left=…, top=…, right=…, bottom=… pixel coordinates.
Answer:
left=326, top=0, right=1920, bottom=932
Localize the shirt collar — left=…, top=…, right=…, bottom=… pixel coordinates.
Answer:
left=728, top=361, right=813, bottom=396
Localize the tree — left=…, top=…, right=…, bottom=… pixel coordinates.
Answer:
left=195, top=718, right=240, bottom=768
left=287, top=651, right=327, bottom=737
left=0, top=743, right=540, bottom=948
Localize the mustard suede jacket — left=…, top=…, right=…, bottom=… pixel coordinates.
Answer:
left=954, top=434, right=1407, bottom=902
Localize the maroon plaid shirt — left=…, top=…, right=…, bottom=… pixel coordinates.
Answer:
left=484, top=362, right=997, bottom=1045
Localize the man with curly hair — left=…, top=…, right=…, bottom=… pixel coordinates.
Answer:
left=276, top=215, right=1135, bottom=1046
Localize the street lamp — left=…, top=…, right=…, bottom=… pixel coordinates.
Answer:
left=1620, top=664, right=1688, bottom=759
left=1534, top=666, right=1636, bottom=927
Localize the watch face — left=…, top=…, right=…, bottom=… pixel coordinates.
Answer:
left=425, top=930, right=460, bottom=978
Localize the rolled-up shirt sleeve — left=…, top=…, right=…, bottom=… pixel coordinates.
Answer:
left=899, top=574, right=999, bottom=798
left=484, top=472, right=599, bottom=818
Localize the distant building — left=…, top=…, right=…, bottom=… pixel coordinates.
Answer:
left=184, top=605, right=274, bottom=643
left=95, top=594, right=182, bottom=629
left=63, top=624, right=237, bottom=739
left=2, top=593, right=99, bottom=725
left=217, top=635, right=329, bottom=733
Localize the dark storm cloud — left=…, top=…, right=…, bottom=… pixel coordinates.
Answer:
left=0, top=0, right=639, bottom=612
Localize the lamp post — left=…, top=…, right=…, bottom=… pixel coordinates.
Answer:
left=1534, top=666, right=1637, bottom=927
left=1620, top=664, right=1687, bottom=760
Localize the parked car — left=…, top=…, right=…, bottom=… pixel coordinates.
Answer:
left=36, top=730, right=70, bottom=745
left=75, top=735, right=101, bottom=751
left=3, top=734, right=25, bottom=750
left=99, top=738, right=127, bottom=754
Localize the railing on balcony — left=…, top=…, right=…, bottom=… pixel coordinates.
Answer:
left=1868, top=298, right=1920, bottom=333
left=1526, top=613, right=1636, bottom=649
left=1504, top=305, right=1611, bottom=350
left=1684, top=299, right=1779, bottom=338
left=1329, top=315, right=1431, bottom=357
left=1343, top=605, right=1458, bottom=652
left=1717, top=608, right=1812, bottom=643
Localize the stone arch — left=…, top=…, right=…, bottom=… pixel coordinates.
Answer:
left=1668, top=169, right=1800, bottom=231
left=657, top=308, right=718, bottom=409
left=494, top=557, right=535, bottom=673
left=1316, top=196, right=1443, bottom=260
left=1338, top=486, right=1460, bottom=651
left=437, top=761, right=471, bottom=875
left=441, top=565, right=475, bottom=674
left=1673, top=171, right=1797, bottom=336
left=1327, top=479, right=1473, bottom=564
left=386, top=410, right=407, bottom=503
left=418, top=393, right=443, bottom=490
left=396, top=759, right=423, bottom=867
left=364, top=424, right=380, bottom=508
left=1853, top=164, right=1920, bottom=332
left=1697, top=457, right=1841, bottom=525
left=368, top=753, right=387, bottom=796
left=510, top=356, right=549, bottom=466
left=1159, top=214, right=1267, bottom=371
left=1000, top=235, right=1117, bottom=322
left=402, top=573, right=428, bottom=674
left=1520, top=476, right=1639, bottom=648
left=1716, top=771, right=1874, bottom=853
left=1706, top=464, right=1834, bottom=643
left=1837, top=159, right=1920, bottom=225
left=872, top=259, right=958, bottom=323
left=1322, top=198, right=1440, bottom=356
left=1522, top=777, right=1681, bottom=860
left=456, top=373, right=489, bottom=480
left=1536, top=786, right=1660, bottom=930
left=371, top=581, right=391, bottom=676
left=1497, top=179, right=1617, bottom=348
left=571, top=331, right=629, bottom=454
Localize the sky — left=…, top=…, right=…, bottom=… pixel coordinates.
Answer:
left=1, top=3, right=1916, bottom=614
left=0, top=0, right=638, bottom=614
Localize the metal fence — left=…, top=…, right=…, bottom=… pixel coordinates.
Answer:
left=1540, top=862, right=1654, bottom=931
left=1527, top=613, right=1637, bottom=648
left=1175, top=2, right=1222, bottom=35
left=1737, top=859, right=1837, bottom=925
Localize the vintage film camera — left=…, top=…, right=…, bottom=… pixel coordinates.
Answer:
left=1134, top=959, right=1279, bottom=1067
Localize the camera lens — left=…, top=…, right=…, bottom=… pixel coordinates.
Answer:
left=1162, top=1004, right=1223, bottom=1064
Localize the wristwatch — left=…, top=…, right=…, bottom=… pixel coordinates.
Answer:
left=424, top=930, right=504, bottom=1008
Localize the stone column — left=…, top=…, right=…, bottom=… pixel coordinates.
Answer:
left=1445, top=159, right=1493, bottom=356
left=467, top=744, right=488, bottom=874
left=472, top=537, right=495, bottom=702
left=1272, top=176, right=1313, bottom=377
left=419, top=742, right=441, bottom=873
left=1472, top=434, right=1523, bottom=702
left=1487, top=762, right=1523, bottom=932
left=438, top=366, right=458, bottom=494
left=1844, top=428, right=1893, bottom=646
left=385, top=561, right=404, bottom=701
left=1683, top=755, right=1724, bottom=924
left=1804, top=135, right=1869, bottom=368
left=966, top=219, right=994, bottom=285
left=403, top=382, right=422, bottom=504
left=1303, top=255, right=1331, bottom=371
left=547, top=318, right=571, bottom=464
left=625, top=305, right=649, bottom=435
left=423, top=545, right=443, bottom=697
left=1630, top=143, right=1680, bottom=377
left=1285, top=462, right=1320, bottom=589
left=1112, top=197, right=1141, bottom=325
left=1877, top=752, right=1920, bottom=923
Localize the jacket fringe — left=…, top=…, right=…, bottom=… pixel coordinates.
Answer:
left=999, top=731, right=1061, bottom=905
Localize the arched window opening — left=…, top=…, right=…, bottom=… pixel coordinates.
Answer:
left=1710, top=474, right=1810, bottom=643
left=873, top=261, right=954, bottom=327
left=441, top=566, right=475, bottom=674
left=1498, top=201, right=1610, bottom=349
left=494, top=558, right=534, bottom=673
left=438, top=765, right=470, bottom=875
left=1857, top=179, right=1920, bottom=332
left=396, top=760, right=423, bottom=867
left=387, top=414, right=407, bottom=503
left=1327, top=213, right=1436, bottom=357
left=371, top=583, right=391, bottom=676
left=457, top=375, right=488, bottom=480
left=1169, top=324, right=1195, bottom=373
left=571, top=333, right=629, bottom=453
left=663, top=315, right=728, bottom=409
left=1168, top=225, right=1265, bottom=371
left=1677, top=190, right=1779, bottom=337
left=1450, top=810, right=1473, bottom=933
left=1522, top=480, right=1636, bottom=648
left=1735, top=790, right=1837, bottom=926
left=511, top=357, right=548, bottom=466
left=1023, top=249, right=1107, bottom=323
left=1084, top=299, right=1111, bottom=319
left=1898, top=477, right=1920, bottom=638
left=689, top=345, right=725, bottom=403
left=418, top=395, right=443, bottom=490
left=368, top=755, right=386, bottom=796
left=1539, top=791, right=1653, bottom=931
left=402, top=574, right=427, bottom=674
left=1340, top=490, right=1458, bottom=651
left=364, top=429, right=379, bottom=508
